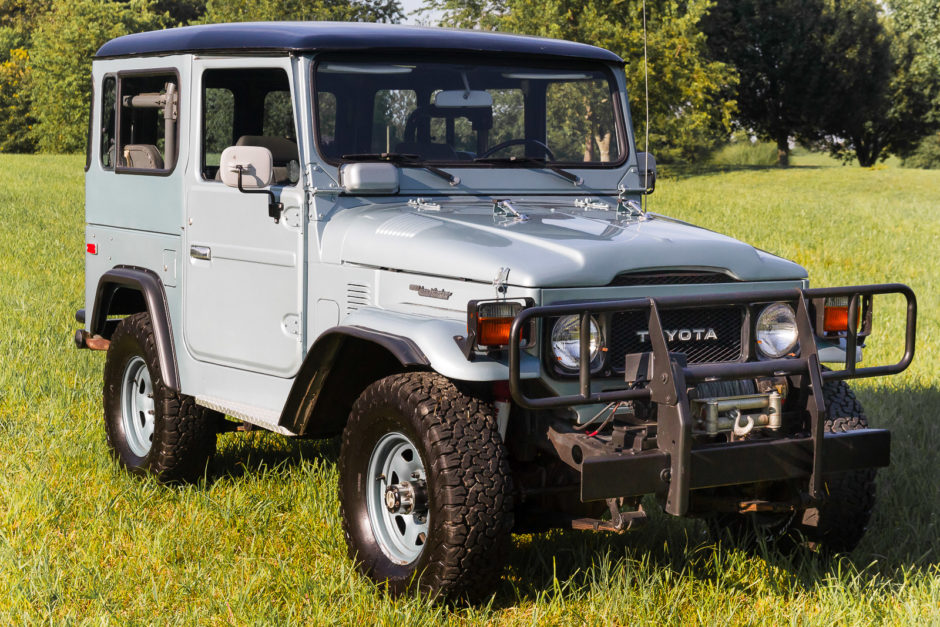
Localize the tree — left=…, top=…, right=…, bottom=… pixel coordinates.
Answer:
left=152, top=0, right=208, bottom=25
left=422, top=0, right=738, bottom=163
left=702, top=0, right=838, bottom=166
left=0, top=47, right=33, bottom=152
left=199, top=0, right=403, bottom=23
left=29, top=0, right=166, bottom=153
left=816, top=2, right=938, bottom=166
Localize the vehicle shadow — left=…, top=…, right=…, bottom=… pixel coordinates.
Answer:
left=493, top=382, right=940, bottom=606
left=210, top=429, right=341, bottom=481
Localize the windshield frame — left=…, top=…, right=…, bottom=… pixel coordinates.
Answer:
left=310, top=53, right=630, bottom=171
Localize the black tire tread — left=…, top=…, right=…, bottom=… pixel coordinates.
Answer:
left=339, top=372, right=513, bottom=602
left=104, top=312, right=217, bottom=483
left=801, top=378, right=877, bottom=552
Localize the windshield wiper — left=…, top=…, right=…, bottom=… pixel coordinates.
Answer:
left=342, top=153, right=460, bottom=187
left=473, top=156, right=583, bottom=186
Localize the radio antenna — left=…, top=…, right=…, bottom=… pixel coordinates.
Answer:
left=642, top=0, right=650, bottom=212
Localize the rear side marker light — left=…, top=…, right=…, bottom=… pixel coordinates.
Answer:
left=86, top=243, right=97, bottom=255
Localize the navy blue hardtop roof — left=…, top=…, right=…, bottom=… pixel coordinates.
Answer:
left=95, top=22, right=623, bottom=63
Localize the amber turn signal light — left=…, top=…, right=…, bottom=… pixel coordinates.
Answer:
left=464, top=299, right=534, bottom=356
left=478, top=315, right=514, bottom=346
left=823, top=297, right=861, bottom=333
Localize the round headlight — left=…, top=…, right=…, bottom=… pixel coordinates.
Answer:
left=755, top=303, right=799, bottom=358
left=551, top=315, right=604, bottom=371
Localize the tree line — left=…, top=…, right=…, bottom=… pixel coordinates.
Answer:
left=1, top=0, right=937, bottom=167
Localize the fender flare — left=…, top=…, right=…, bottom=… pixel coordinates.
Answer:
left=278, top=326, right=429, bottom=436
left=91, top=266, right=180, bottom=392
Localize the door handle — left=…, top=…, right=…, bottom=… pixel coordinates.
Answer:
left=190, top=245, right=211, bottom=260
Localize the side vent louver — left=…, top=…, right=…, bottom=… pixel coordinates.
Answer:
left=347, top=283, right=371, bottom=315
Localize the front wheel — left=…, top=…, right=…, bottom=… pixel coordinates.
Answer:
left=338, top=373, right=513, bottom=602
left=708, top=379, right=877, bottom=553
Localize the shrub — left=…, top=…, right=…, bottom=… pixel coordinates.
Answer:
left=902, top=133, right=940, bottom=169
left=709, top=141, right=778, bottom=166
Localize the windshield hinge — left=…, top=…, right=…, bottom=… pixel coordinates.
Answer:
left=574, top=197, right=611, bottom=211
left=494, top=199, right=529, bottom=222
left=617, top=186, right=645, bottom=217
left=408, top=198, right=442, bottom=212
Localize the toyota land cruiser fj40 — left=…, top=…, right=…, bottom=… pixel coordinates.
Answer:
left=76, top=22, right=917, bottom=601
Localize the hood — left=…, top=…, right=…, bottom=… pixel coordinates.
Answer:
left=321, top=201, right=807, bottom=287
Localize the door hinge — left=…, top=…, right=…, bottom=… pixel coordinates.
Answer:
left=282, top=314, right=301, bottom=338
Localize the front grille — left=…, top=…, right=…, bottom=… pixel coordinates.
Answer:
left=608, top=271, right=738, bottom=286
left=607, top=306, right=745, bottom=368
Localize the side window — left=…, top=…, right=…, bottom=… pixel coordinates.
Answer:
left=200, top=68, right=298, bottom=185
left=203, top=87, right=234, bottom=170
left=117, top=72, right=179, bottom=173
left=317, top=91, right=337, bottom=157
left=262, top=91, right=294, bottom=139
left=100, top=76, right=116, bottom=169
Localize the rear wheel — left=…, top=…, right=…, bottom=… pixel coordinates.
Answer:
left=103, top=312, right=218, bottom=482
left=338, top=372, right=513, bottom=602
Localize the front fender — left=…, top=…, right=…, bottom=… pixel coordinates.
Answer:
left=342, top=308, right=541, bottom=382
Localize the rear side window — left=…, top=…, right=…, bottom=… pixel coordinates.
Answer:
left=99, top=76, right=116, bottom=169
left=116, top=72, right=179, bottom=174
left=200, top=68, right=299, bottom=185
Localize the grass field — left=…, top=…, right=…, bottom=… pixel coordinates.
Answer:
left=0, top=154, right=937, bottom=623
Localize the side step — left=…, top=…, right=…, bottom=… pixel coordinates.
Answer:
left=195, top=396, right=296, bottom=436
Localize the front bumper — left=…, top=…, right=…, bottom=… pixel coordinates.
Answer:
left=509, top=284, right=916, bottom=515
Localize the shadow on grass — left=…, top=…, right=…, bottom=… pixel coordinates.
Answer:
left=493, top=382, right=939, bottom=606
left=210, top=429, right=341, bottom=481
left=660, top=163, right=826, bottom=178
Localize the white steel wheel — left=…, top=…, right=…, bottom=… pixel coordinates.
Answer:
left=120, top=356, right=155, bottom=457
left=366, top=431, right=429, bottom=565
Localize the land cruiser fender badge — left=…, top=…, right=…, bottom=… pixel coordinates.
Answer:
left=409, top=284, right=452, bottom=300
left=636, top=328, right=718, bottom=342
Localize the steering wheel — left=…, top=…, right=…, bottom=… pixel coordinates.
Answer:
left=477, top=138, right=556, bottom=161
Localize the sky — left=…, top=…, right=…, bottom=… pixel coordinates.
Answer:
left=399, top=0, right=442, bottom=25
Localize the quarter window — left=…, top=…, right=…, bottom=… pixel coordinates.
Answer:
left=99, top=76, right=116, bottom=169
left=116, top=73, right=179, bottom=173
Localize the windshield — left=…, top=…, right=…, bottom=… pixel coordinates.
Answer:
left=314, top=57, right=626, bottom=166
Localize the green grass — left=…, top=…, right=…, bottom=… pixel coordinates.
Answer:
left=709, top=141, right=778, bottom=166
left=0, top=154, right=938, bottom=623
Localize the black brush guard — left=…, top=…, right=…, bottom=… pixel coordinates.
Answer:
left=508, top=284, right=916, bottom=515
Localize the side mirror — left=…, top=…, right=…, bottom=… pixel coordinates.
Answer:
left=636, top=151, right=656, bottom=194
left=219, top=146, right=282, bottom=223
left=220, top=145, right=274, bottom=188
left=340, top=162, right=400, bottom=194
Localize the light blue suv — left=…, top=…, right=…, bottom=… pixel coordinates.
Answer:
left=75, top=22, right=917, bottom=601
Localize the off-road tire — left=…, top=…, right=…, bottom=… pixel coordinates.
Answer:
left=103, top=312, right=217, bottom=482
left=338, top=372, right=514, bottom=602
left=709, top=379, right=876, bottom=553
left=796, top=378, right=876, bottom=553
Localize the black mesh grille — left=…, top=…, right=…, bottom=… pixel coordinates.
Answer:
left=607, top=306, right=745, bottom=368
left=608, top=271, right=738, bottom=286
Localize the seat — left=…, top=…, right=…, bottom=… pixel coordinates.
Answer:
left=123, top=144, right=164, bottom=169
left=235, top=135, right=299, bottom=183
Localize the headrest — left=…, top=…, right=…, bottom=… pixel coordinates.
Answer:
left=236, top=135, right=298, bottom=163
